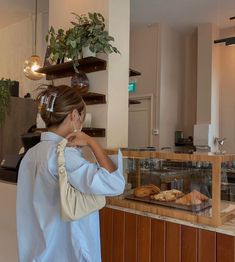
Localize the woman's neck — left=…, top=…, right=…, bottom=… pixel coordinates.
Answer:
left=48, top=126, right=70, bottom=138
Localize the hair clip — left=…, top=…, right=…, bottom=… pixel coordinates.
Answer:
left=38, top=95, right=46, bottom=112
left=46, top=92, right=57, bottom=112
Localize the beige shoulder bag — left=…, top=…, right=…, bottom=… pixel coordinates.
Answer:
left=57, top=138, right=106, bottom=221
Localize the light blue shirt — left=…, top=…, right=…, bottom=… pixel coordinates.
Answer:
left=16, top=132, right=125, bottom=262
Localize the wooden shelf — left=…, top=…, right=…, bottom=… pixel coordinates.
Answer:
left=129, top=68, right=141, bottom=77
left=82, top=127, right=105, bottom=137
left=129, top=99, right=141, bottom=105
left=32, top=127, right=105, bottom=137
left=36, top=57, right=107, bottom=80
left=81, top=92, right=106, bottom=105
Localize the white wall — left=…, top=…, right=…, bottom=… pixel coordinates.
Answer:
left=158, top=24, right=185, bottom=149
left=0, top=13, right=48, bottom=97
left=49, top=0, right=129, bottom=148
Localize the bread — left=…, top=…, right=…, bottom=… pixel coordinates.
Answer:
left=175, top=190, right=208, bottom=205
left=151, top=189, right=184, bottom=202
left=134, top=184, right=160, bottom=197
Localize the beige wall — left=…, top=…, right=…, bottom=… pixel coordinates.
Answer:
left=196, top=23, right=220, bottom=151
left=129, top=24, right=185, bottom=149
left=49, top=0, right=129, bottom=148
left=197, top=24, right=213, bottom=124
left=183, top=31, right=197, bottom=138
left=158, top=24, right=185, bottom=149
left=130, top=25, right=159, bottom=95
left=129, top=24, right=159, bottom=145
left=211, top=25, right=220, bottom=151
left=0, top=13, right=48, bottom=97
left=219, top=28, right=235, bottom=153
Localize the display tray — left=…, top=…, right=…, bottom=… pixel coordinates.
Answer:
left=125, top=194, right=212, bottom=213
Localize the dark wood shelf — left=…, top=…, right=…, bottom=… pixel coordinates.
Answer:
left=32, top=127, right=105, bottom=137
left=36, top=57, right=107, bottom=80
left=129, top=99, right=141, bottom=105
left=81, top=92, right=106, bottom=105
left=0, top=168, right=17, bottom=184
left=129, top=68, right=141, bottom=77
left=82, top=127, right=105, bottom=137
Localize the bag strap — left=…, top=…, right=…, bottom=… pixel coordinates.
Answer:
left=57, top=138, right=68, bottom=181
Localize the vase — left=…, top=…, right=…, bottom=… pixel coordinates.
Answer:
left=71, top=71, right=89, bottom=93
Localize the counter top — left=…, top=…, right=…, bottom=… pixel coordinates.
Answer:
left=106, top=203, right=235, bottom=237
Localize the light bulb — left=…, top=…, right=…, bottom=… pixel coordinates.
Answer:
left=23, top=55, right=45, bottom=80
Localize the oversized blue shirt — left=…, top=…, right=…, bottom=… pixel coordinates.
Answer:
left=16, top=132, right=125, bottom=262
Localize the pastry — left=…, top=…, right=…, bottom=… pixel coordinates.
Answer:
left=150, top=189, right=184, bottom=202
left=169, top=189, right=184, bottom=198
left=175, top=190, right=208, bottom=205
left=134, top=184, right=160, bottom=197
left=151, top=192, right=165, bottom=201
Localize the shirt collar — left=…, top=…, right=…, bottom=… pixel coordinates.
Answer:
left=40, top=132, right=64, bottom=142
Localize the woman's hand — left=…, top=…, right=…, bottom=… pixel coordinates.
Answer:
left=66, top=131, right=116, bottom=173
left=66, top=131, right=92, bottom=147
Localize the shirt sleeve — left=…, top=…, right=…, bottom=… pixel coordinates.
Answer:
left=49, top=146, right=125, bottom=196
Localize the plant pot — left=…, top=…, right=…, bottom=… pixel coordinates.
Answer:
left=82, top=46, right=96, bottom=58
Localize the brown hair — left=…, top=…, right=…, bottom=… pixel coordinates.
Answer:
left=36, top=85, right=86, bottom=128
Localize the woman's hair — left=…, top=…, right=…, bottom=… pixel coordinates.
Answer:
left=36, top=85, right=86, bottom=128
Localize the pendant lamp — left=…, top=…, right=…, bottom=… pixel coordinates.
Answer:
left=23, top=0, right=44, bottom=80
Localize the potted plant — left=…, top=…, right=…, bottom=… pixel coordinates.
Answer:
left=46, top=12, right=120, bottom=68
left=0, top=78, right=12, bottom=125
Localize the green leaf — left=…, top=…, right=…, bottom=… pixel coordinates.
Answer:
left=70, top=40, right=77, bottom=48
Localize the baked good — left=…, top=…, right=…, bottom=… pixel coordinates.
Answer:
left=151, top=189, right=184, bottom=202
left=164, top=191, right=176, bottom=201
left=175, top=190, right=208, bottom=205
left=151, top=192, right=165, bottom=201
left=169, top=189, right=184, bottom=198
left=134, top=184, right=160, bottom=197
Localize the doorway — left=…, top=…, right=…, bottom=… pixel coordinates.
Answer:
left=128, top=95, right=153, bottom=148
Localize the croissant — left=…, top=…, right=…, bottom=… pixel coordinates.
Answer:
left=175, top=190, right=208, bottom=205
left=134, top=184, right=160, bottom=197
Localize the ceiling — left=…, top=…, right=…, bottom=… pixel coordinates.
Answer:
left=130, top=0, right=235, bottom=33
left=0, top=0, right=235, bottom=32
left=0, top=0, right=48, bottom=29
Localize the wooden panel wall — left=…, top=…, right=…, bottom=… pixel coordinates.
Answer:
left=100, top=207, right=235, bottom=262
left=0, top=97, right=37, bottom=160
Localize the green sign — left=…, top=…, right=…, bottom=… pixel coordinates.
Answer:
left=128, top=81, right=136, bottom=93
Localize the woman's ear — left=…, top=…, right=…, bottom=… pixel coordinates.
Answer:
left=71, top=109, right=79, bottom=121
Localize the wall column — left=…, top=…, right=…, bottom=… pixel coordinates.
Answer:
left=195, top=23, right=220, bottom=151
left=49, top=0, right=129, bottom=148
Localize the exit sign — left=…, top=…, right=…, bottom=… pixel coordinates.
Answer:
left=128, top=81, right=136, bottom=93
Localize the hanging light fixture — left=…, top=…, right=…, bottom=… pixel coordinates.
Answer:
left=214, top=16, right=235, bottom=46
left=23, top=0, right=44, bottom=80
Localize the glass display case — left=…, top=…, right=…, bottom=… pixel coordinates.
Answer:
left=107, top=149, right=235, bottom=227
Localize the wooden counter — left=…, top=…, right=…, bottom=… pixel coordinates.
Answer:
left=100, top=206, right=235, bottom=262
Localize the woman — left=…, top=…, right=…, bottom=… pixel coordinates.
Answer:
left=16, top=85, right=125, bottom=262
